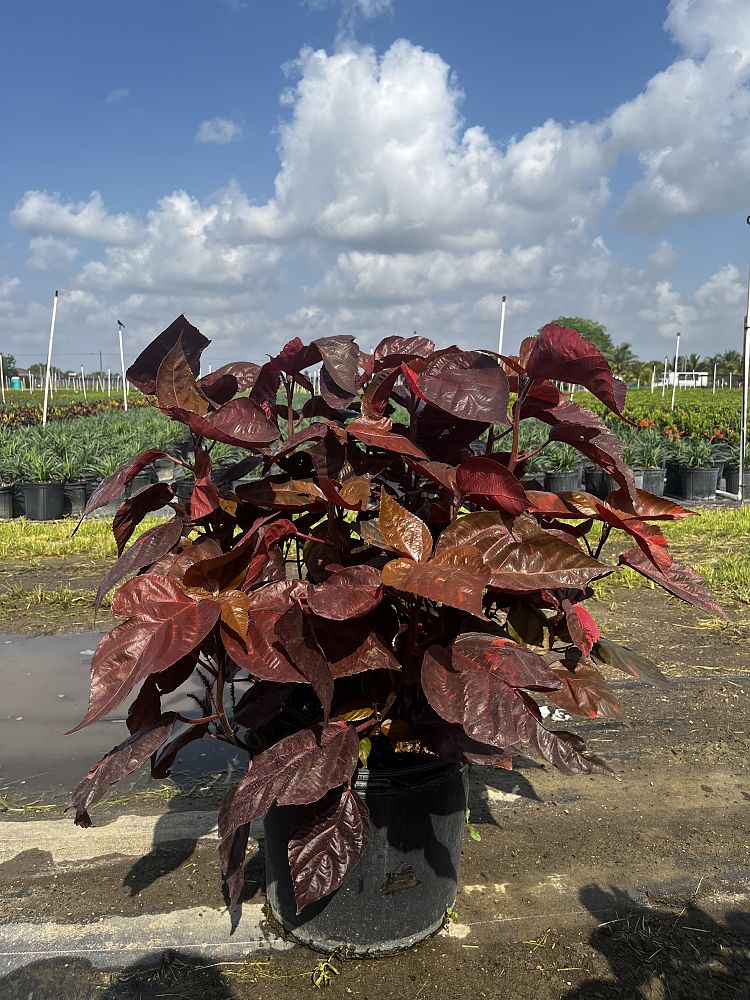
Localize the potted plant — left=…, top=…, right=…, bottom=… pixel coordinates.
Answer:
left=542, top=442, right=581, bottom=493
left=0, top=430, right=21, bottom=519
left=22, top=437, right=65, bottom=520
left=68, top=317, right=725, bottom=956
left=673, top=439, right=717, bottom=500
left=624, top=429, right=665, bottom=497
left=722, top=443, right=750, bottom=495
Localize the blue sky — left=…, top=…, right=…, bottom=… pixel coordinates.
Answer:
left=1, top=0, right=749, bottom=371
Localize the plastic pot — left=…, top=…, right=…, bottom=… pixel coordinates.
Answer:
left=640, top=468, right=665, bottom=497
left=724, top=464, right=750, bottom=495
left=544, top=470, right=581, bottom=494
left=124, top=471, right=153, bottom=498
left=675, top=466, right=717, bottom=500
left=584, top=468, right=617, bottom=499
left=63, top=481, right=88, bottom=518
left=23, top=482, right=65, bottom=521
left=264, top=759, right=469, bottom=956
left=174, top=479, right=195, bottom=503
left=664, top=460, right=680, bottom=496
left=152, top=457, right=176, bottom=482
left=0, top=485, right=13, bottom=520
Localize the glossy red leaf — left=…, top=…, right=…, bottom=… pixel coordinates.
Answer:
left=605, top=488, right=695, bottom=522
left=289, top=786, right=370, bottom=912
left=70, top=714, right=178, bottom=827
left=314, top=619, right=401, bottom=677
left=347, top=416, right=428, bottom=459
left=564, top=602, right=600, bottom=656
left=126, top=314, right=210, bottom=395
left=275, top=605, right=334, bottom=720
left=77, top=449, right=175, bottom=525
left=315, top=336, right=360, bottom=395
left=595, top=501, right=671, bottom=571
left=176, top=398, right=280, bottom=449
left=417, top=351, right=509, bottom=424
left=112, top=482, right=175, bottom=556
left=218, top=723, right=359, bottom=848
left=382, top=557, right=486, bottom=618
left=191, top=448, right=220, bottom=521
left=221, top=619, right=306, bottom=684
left=379, top=489, right=432, bottom=562
left=452, top=634, right=562, bottom=690
left=274, top=337, right=321, bottom=375
left=198, top=361, right=262, bottom=404
left=95, top=517, right=184, bottom=609
left=512, top=691, right=615, bottom=776
left=70, top=582, right=220, bottom=732
left=372, top=335, right=435, bottom=370
left=525, top=324, right=627, bottom=418
left=456, top=456, right=528, bottom=515
left=547, top=663, right=622, bottom=719
left=619, top=547, right=728, bottom=619
left=156, top=338, right=210, bottom=415
left=307, top=565, right=383, bottom=620
left=591, top=635, right=673, bottom=687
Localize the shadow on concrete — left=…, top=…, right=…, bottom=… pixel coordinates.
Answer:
left=468, top=760, right=542, bottom=824
left=562, top=884, right=750, bottom=999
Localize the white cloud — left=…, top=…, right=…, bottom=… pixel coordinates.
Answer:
left=77, top=188, right=281, bottom=296
left=11, top=191, right=139, bottom=245
left=194, top=117, right=243, bottom=144
left=26, top=236, right=79, bottom=271
left=105, top=88, right=130, bottom=105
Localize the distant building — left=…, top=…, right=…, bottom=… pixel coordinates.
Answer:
left=656, top=371, right=709, bottom=388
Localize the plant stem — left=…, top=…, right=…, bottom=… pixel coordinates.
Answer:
left=215, top=657, right=237, bottom=745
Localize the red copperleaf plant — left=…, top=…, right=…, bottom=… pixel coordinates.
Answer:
left=68, top=315, right=726, bottom=919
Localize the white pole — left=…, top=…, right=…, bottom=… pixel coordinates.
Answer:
left=42, top=290, right=59, bottom=428
left=661, top=357, right=668, bottom=397
left=713, top=362, right=717, bottom=395
left=670, top=332, right=680, bottom=411
left=739, top=267, right=750, bottom=503
left=117, top=320, right=128, bottom=411
left=80, top=365, right=87, bottom=399
left=651, top=364, right=656, bottom=393
left=0, top=353, right=5, bottom=405
left=498, top=295, right=507, bottom=357
left=107, top=367, right=111, bottom=397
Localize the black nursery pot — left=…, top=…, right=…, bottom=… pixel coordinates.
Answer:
left=264, top=759, right=468, bottom=957
left=640, top=468, right=665, bottom=497
left=23, top=482, right=65, bottom=521
left=63, top=481, right=88, bottom=518
left=724, top=464, right=750, bottom=495
left=675, top=466, right=717, bottom=500
left=544, top=470, right=581, bottom=494
left=584, top=467, right=617, bottom=500
left=124, top=471, right=153, bottom=498
left=0, top=485, right=13, bottom=520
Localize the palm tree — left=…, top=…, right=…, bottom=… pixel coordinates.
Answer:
left=683, top=352, right=702, bottom=372
left=610, top=342, right=640, bottom=380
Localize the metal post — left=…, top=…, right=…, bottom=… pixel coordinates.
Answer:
left=80, top=365, right=87, bottom=400
left=713, top=362, right=717, bottom=394
left=662, top=357, right=668, bottom=397
left=651, top=364, right=656, bottom=393
left=671, top=332, right=680, bottom=411
left=42, top=290, right=59, bottom=427
left=107, top=368, right=111, bottom=397
left=117, top=320, right=128, bottom=411
left=498, top=295, right=507, bottom=357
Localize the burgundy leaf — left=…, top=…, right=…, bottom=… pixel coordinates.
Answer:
left=198, top=362, right=262, bottom=404
left=347, top=416, right=428, bottom=459
left=127, top=314, right=210, bottom=395
left=379, top=489, right=433, bottom=562
left=112, top=483, right=175, bottom=556
left=221, top=620, right=306, bottom=684
left=451, top=634, right=562, bottom=690
left=191, top=448, right=220, bottom=521
left=525, top=324, right=627, bottom=418
left=175, top=398, right=280, bottom=449
left=77, top=449, right=175, bottom=526
left=95, top=517, right=184, bottom=610
left=314, top=619, right=401, bottom=677
left=547, top=663, right=622, bottom=719
left=233, top=681, right=297, bottom=730
left=417, top=351, right=509, bottom=424
left=219, top=821, right=252, bottom=928
left=382, top=558, right=487, bottom=618
left=307, top=565, right=383, bottom=620
left=591, top=635, right=674, bottom=687
left=372, top=335, right=435, bottom=370
left=274, top=337, right=321, bottom=375
left=218, top=723, right=358, bottom=847
left=564, top=602, right=600, bottom=656
left=619, top=548, right=728, bottom=619
left=512, top=692, right=615, bottom=776
left=315, top=335, right=360, bottom=395
left=456, top=456, right=528, bottom=515
left=605, top=488, right=695, bottom=522
left=275, top=605, right=334, bottom=721
left=288, top=786, right=370, bottom=912
left=69, top=714, right=178, bottom=827
left=156, top=337, right=210, bottom=415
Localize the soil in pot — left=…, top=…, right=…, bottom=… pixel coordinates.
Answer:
left=544, top=470, right=581, bottom=494
left=23, top=482, right=65, bottom=521
left=264, top=758, right=468, bottom=956
left=0, top=485, right=13, bottom=520
left=675, top=466, right=717, bottom=500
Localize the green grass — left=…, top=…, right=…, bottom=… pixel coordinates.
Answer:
left=0, top=516, right=166, bottom=562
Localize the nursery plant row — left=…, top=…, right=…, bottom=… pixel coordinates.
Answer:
left=0, top=395, right=148, bottom=430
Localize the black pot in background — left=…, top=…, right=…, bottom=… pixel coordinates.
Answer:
left=520, top=475, right=545, bottom=491
left=664, top=460, right=680, bottom=496
left=63, top=481, right=88, bottom=518
left=544, top=470, right=581, bottom=494
left=640, top=468, right=665, bottom=497
left=675, top=466, right=717, bottom=500
left=124, top=471, right=153, bottom=498
left=23, top=482, right=65, bottom=521
left=724, top=464, right=750, bottom=495
left=265, top=759, right=468, bottom=956
left=174, top=479, right=195, bottom=504
left=0, top=485, right=13, bottom=520
left=12, top=484, right=25, bottom=517
left=84, top=477, right=101, bottom=501
left=584, top=467, right=617, bottom=499
left=152, top=457, right=176, bottom=482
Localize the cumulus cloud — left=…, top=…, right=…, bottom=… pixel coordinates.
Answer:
left=26, top=236, right=79, bottom=271
left=194, top=117, right=243, bottom=144
left=11, top=190, right=139, bottom=245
